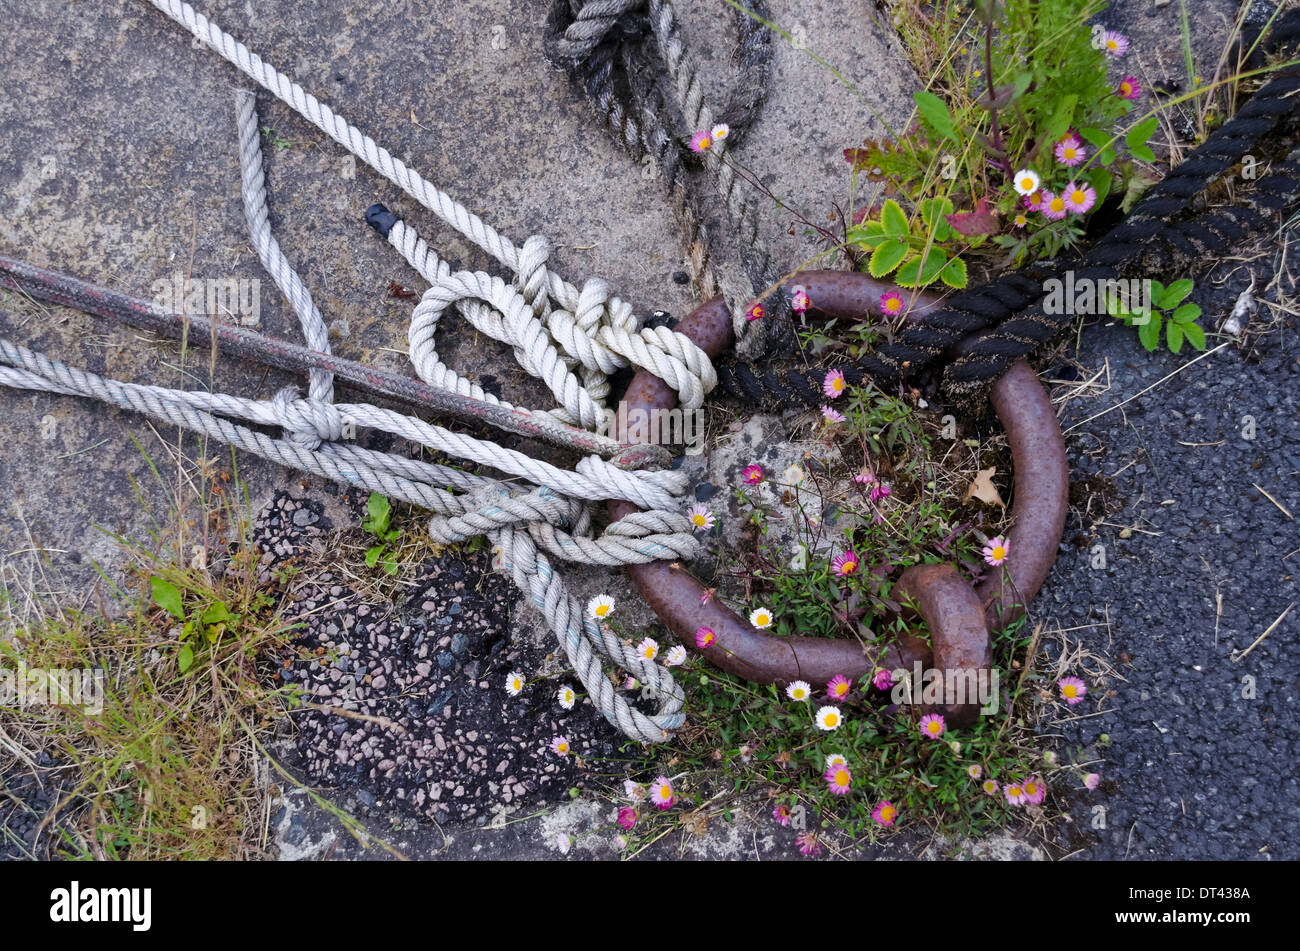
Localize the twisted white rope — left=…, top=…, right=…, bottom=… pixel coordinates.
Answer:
left=0, top=3, right=739, bottom=742
left=144, top=0, right=718, bottom=407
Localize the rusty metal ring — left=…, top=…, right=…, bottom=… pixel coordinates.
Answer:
left=608, top=275, right=1068, bottom=727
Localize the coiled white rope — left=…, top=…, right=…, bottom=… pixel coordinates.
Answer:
left=0, top=2, right=745, bottom=742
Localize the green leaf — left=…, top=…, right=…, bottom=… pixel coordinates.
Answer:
left=869, top=239, right=909, bottom=277
left=364, top=492, right=391, bottom=535
left=1160, top=280, right=1195, bottom=309
left=1183, top=322, right=1207, bottom=350
left=914, top=90, right=959, bottom=144
left=1138, top=314, right=1162, bottom=351
left=938, top=255, right=968, bottom=289
left=1167, top=321, right=1184, bottom=353
left=1126, top=116, right=1158, bottom=150
left=1043, top=94, right=1078, bottom=143
left=201, top=601, right=230, bottom=625
left=893, top=256, right=923, bottom=287
left=1171, top=303, right=1202, bottom=324
left=1086, top=167, right=1113, bottom=209
left=150, top=576, right=184, bottom=619
left=1126, top=116, right=1158, bottom=161
left=383, top=557, right=399, bottom=576
left=897, top=248, right=948, bottom=287
left=365, top=546, right=383, bottom=568
left=880, top=199, right=910, bottom=240
left=178, top=643, right=194, bottom=674
left=1078, top=127, right=1110, bottom=148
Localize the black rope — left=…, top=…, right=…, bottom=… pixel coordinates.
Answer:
left=712, top=6, right=1300, bottom=409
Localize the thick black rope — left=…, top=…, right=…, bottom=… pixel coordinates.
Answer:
left=713, top=7, right=1300, bottom=408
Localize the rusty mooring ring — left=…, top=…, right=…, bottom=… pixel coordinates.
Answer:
left=608, top=274, right=1068, bottom=726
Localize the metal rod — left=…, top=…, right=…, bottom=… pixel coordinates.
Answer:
left=0, top=254, right=667, bottom=469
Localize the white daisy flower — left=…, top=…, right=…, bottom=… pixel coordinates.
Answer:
left=636, top=637, right=659, bottom=661
left=664, top=645, right=687, bottom=667
left=815, top=705, right=844, bottom=731
left=1012, top=168, right=1040, bottom=196
left=505, top=670, right=525, bottom=696
left=749, top=606, right=775, bottom=629
left=825, top=753, right=848, bottom=770
left=786, top=680, right=812, bottom=702
left=587, top=594, right=615, bottom=621
left=557, top=684, right=576, bottom=709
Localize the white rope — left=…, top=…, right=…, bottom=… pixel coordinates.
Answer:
left=0, top=3, right=741, bottom=742
left=144, top=0, right=717, bottom=409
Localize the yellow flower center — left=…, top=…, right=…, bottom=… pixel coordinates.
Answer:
left=834, top=769, right=850, bottom=786
left=1020, top=177, right=1034, bottom=191
left=1071, top=190, right=1086, bottom=204
left=558, top=742, right=567, bottom=753
left=757, top=613, right=769, bottom=625
left=825, top=713, right=839, bottom=727
left=832, top=378, right=844, bottom=393
left=1120, top=82, right=1132, bottom=95
left=842, top=559, right=857, bottom=573
left=692, top=514, right=706, bottom=526
left=1025, top=783, right=1037, bottom=796
left=1064, top=685, right=1077, bottom=698
left=835, top=684, right=847, bottom=696
left=1050, top=198, right=1065, bottom=213
left=992, top=546, right=1006, bottom=560
left=927, top=722, right=941, bottom=735
left=596, top=605, right=609, bottom=617
left=794, top=688, right=805, bottom=699
left=1064, top=147, right=1077, bottom=160
left=659, top=785, right=671, bottom=800
left=1106, top=39, right=1117, bottom=50
left=1015, top=215, right=1026, bottom=225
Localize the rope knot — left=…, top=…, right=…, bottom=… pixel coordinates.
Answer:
left=271, top=386, right=344, bottom=449
left=516, top=235, right=553, bottom=316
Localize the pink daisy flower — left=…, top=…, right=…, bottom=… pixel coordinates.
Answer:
left=879, top=291, right=905, bottom=316
left=773, top=803, right=792, bottom=826
left=695, top=626, right=716, bottom=649
left=650, top=776, right=676, bottom=810
left=831, top=551, right=860, bottom=577
left=1117, top=76, right=1141, bottom=100
left=742, top=464, right=764, bottom=485
left=1084, top=772, right=1101, bottom=791
left=872, top=800, right=898, bottom=826
left=872, top=668, right=894, bottom=690
left=982, top=536, right=1009, bottom=566
left=689, top=129, right=712, bottom=153
left=1022, top=775, right=1046, bottom=805
left=821, top=405, right=846, bottom=424
left=919, top=713, right=946, bottom=739
left=1004, top=782, right=1026, bottom=805
left=1023, top=189, right=1046, bottom=212
left=826, top=674, right=852, bottom=701
left=795, top=831, right=822, bottom=857
left=745, top=303, right=764, bottom=321
left=790, top=286, right=811, bottom=314
left=1013, top=212, right=1028, bottom=228
left=1062, top=182, right=1097, bottom=214
left=982, top=779, right=999, bottom=796
left=617, top=806, right=637, bottom=830
left=686, top=503, right=715, bottom=531
left=823, top=369, right=847, bottom=399
left=550, top=735, right=571, bottom=756
left=968, top=764, right=983, bottom=780
left=1054, top=134, right=1087, bottom=167
left=1058, top=676, right=1088, bottom=705
left=1040, top=190, right=1068, bottom=220
left=1100, top=30, right=1129, bottom=57
left=824, top=763, right=853, bottom=795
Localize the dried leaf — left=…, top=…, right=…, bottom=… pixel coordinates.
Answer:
left=963, top=467, right=1006, bottom=508
left=945, top=196, right=999, bottom=237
